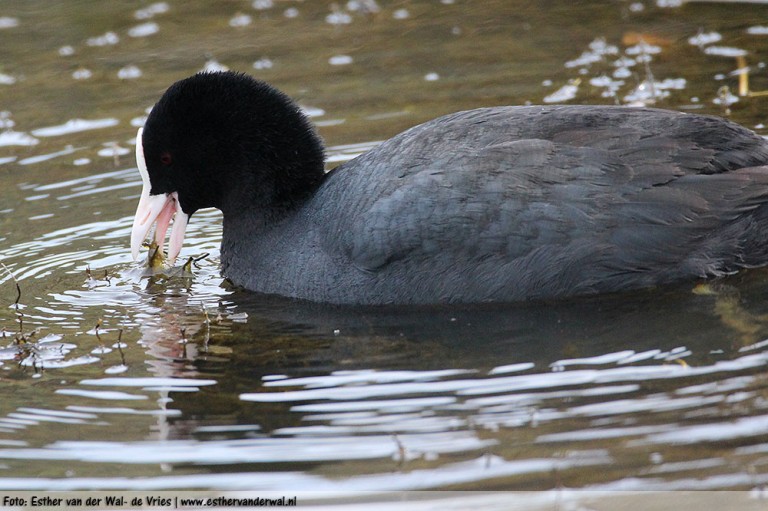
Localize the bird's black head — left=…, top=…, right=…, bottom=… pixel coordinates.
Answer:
left=141, top=71, right=326, bottom=217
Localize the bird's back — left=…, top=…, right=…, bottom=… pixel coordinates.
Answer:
left=246, top=106, right=768, bottom=304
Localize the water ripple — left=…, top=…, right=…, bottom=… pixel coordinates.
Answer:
left=31, top=118, right=119, bottom=137
left=0, top=432, right=494, bottom=465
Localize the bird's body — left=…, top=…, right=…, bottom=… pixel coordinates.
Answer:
left=131, top=72, right=768, bottom=305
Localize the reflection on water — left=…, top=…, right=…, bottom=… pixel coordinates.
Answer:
left=1, top=0, right=768, bottom=498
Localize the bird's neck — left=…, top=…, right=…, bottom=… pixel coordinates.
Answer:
left=219, top=202, right=307, bottom=292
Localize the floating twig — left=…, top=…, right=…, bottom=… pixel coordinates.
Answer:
left=1, top=262, right=21, bottom=312
left=2, top=262, right=26, bottom=339
left=94, top=318, right=104, bottom=349
left=193, top=253, right=210, bottom=269
left=201, top=304, right=211, bottom=349
left=737, top=55, right=749, bottom=97
left=393, top=434, right=407, bottom=469
left=116, top=328, right=126, bottom=366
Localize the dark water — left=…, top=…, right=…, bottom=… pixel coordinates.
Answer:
left=1, top=0, right=768, bottom=502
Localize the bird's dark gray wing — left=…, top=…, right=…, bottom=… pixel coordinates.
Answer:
left=318, top=106, right=768, bottom=300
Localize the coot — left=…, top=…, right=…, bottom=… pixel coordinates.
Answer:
left=130, top=71, right=768, bottom=304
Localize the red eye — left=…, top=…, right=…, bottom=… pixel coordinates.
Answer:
left=160, top=151, right=172, bottom=166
